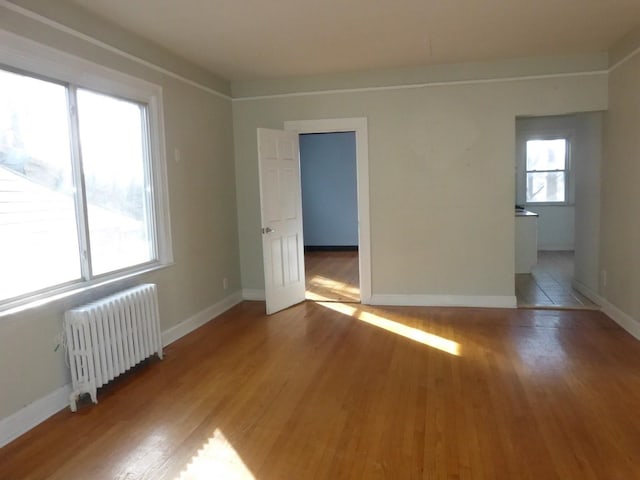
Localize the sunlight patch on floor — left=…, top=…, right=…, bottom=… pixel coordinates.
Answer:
left=306, top=274, right=360, bottom=301
left=318, top=302, right=461, bottom=356
left=306, top=291, right=339, bottom=301
left=309, top=275, right=359, bottom=293
left=176, top=429, right=255, bottom=480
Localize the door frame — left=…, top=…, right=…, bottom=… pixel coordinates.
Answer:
left=284, top=117, right=371, bottom=304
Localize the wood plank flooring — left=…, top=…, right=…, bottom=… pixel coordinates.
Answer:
left=305, top=251, right=360, bottom=302
left=2, top=302, right=640, bottom=479
left=515, top=251, right=598, bottom=309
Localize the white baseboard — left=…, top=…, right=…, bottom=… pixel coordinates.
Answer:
left=571, top=279, right=601, bottom=305
left=242, top=288, right=265, bottom=301
left=600, top=299, right=640, bottom=341
left=538, top=245, right=574, bottom=251
left=162, top=291, right=242, bottom=346
left=369, top=294, right=517, bottom=309
left=0, top=291, right=244, bottom=449
left=0, top=384, right=71, bottom=448
left=571, top=280, right=640, bottom=341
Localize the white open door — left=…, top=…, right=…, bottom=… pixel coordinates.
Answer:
left=257, top=128, right=306, bottom=314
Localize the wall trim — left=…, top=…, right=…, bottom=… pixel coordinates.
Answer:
left=600, top=299, right=640, bottom=341
left=161, top=291, right=243, bottom=346
left=609, top=42, right=640, bottom=73
left=3, top=0, right=628, bottom=99
left=571, top=279, right=601, bottom=305
left=2, top=0, right=617, bottom=101
left=0, top=291, right=243, bottom=448
left=573, top=280, right=640, bottom=341
left=370, top=294, right=517, bottom=309
left=0, top=384, right=71, bottom=448
left=232, top=70, right=607, bottom=102
left=242, top=289, right=266, bottom=301
left=537, top=244, right=575, bottom=251
left=0, top=0, right=231, bottom=100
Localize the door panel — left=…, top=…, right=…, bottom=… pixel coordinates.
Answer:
left=281, top=168, right=298, bottom=219
left=264, top=168, right=280, bottom=222
left=269, top=237, right=284, bottom=287
left=286, top=234, right=300, bottom=283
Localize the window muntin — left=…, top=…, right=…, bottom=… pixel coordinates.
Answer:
left=525, top=138, right=568, bottom=203
left=0, top=67, right=162, bottom=306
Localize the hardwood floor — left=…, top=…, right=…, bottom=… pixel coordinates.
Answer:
left=2, top=301, right=640, bottom=479
left=305, top=250, right=360, bottom=302
left=516, top=251, right=598, bottom=309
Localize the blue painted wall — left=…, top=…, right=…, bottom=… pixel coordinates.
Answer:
left=300, top=132, right=357, bottom=246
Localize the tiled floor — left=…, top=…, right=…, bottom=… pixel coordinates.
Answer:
left=515, top=251, right=599, bottom=309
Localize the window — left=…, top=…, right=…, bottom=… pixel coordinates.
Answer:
left=0, top=52, right=170, bottom=309
left=525, top=138, right=568, bottom=203
left=76, top=89, right=155, bottom=276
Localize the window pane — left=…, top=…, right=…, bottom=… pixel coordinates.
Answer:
left=0, top=69, right=81, bottom=302
left=526, top=139, right=566, bottom=171
left=76, top=89, right=154, bottom=276
left=526, top=171, right=566, bottom=202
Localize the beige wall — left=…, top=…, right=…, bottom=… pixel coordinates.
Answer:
left=0, top=6, right=239, bottom=420
left=601, top=48, right=640, bottom=324
left=233, top=73, right=607, bottom=299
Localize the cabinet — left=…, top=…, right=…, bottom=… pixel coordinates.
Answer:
left=515, top=210, right=538, bottom=274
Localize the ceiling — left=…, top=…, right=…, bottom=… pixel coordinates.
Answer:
left=66, top=0, right=640, bottom=81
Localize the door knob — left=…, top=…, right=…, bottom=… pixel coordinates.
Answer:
left=262, top=227, right=274, bottom=234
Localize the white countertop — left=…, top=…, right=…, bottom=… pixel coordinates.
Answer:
left=515, top=209, right=539, bottom=217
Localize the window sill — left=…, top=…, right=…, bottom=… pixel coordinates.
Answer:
left=0, top=262, right=174, bottom=318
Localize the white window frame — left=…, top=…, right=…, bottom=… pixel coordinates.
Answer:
left=522, top=133, right=572, bottom=206
left=0, top=29, right=173, bottom=313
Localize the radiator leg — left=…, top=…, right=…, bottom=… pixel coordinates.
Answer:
left=69, top=393, right=78, bottom=413
left=89, top=389, right=98, bottom=405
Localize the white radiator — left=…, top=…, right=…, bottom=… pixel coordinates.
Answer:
left=64, top=283, right=163, bottom=411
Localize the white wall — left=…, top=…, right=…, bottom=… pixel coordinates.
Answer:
left=600, top=31, right=640, bottom=331
left=573, top=112, right=603, bottom=293
left=528, top=205, right=575, bottom=250
left=233, top=68, right=607, bottom=304
left=0, top=5, right=240, bottom=424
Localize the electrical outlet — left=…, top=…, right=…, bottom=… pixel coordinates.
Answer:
left=223, top=277, right=228, bottom=290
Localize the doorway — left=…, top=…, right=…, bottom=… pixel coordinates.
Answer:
left=284, top=118, right=371, bottom=305
left=299, top=132, right=360, bottom=302
left=514, top=112, right=603, bottom=309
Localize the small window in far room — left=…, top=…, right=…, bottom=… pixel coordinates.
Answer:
left=525, top=138, right=568, bottom=203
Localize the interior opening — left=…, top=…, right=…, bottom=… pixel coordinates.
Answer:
left=514, top=113, right=603, bottom=309
left=299, top=132, right=360, bottom=303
